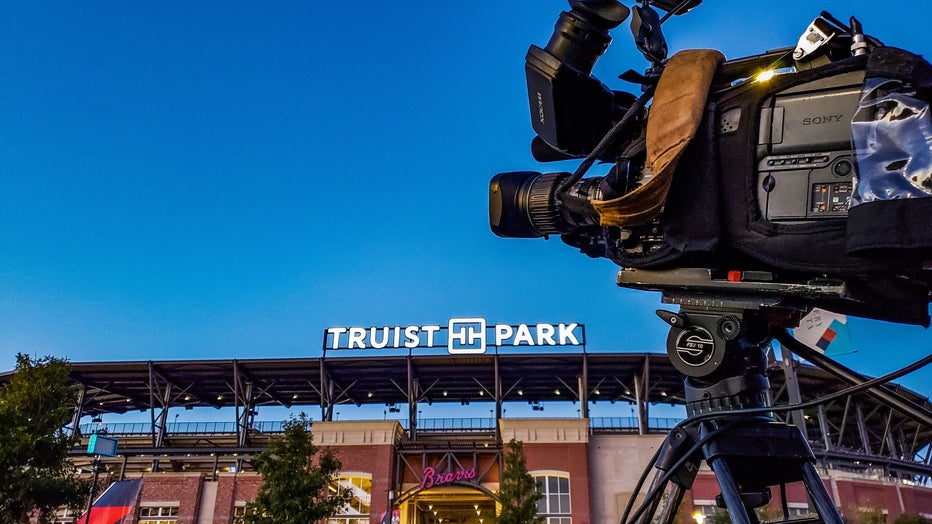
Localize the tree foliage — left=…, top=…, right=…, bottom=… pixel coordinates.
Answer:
left=244, top=413, right=351, bottom=524
left=857, top=507, right=887, bottom=524
left=0, top=353, right=85, bottom=523
left=497, top=439, right=544, bottom=524
left=895, top=513, right=932, bottom=524
left=707, top=510, right=732, bottom=524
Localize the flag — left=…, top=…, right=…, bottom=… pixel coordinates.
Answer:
left=793, top=308, right=855, bottom=357
left=76, top=479, right=142, bottom=524
left=379, top=509, right=400, bottom=524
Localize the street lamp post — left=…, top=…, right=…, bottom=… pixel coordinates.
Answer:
left=84, top=456, right=101, bottom=524
left=84, top=433, right=119, bottom=524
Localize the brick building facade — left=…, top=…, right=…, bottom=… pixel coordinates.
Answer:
left=75, top=418, right=932, bottom=524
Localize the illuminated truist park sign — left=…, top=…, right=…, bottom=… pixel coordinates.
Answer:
left=323, top=318, right=585, bottom=355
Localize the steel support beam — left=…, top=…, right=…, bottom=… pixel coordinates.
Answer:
left=494, top=354, right=502, bottom=439
left=578, top=376, right=588, bottom=419
left=154, top=381, right=173, bottom=448
left=836, top=396, right=852, bottom=449
left=818, top=404, right=833, bottom=451
left=70, top=385, right=87, bottom=437
left=777, top=330, right=932, bottom=427
left=148, top=361, right=174, bottom=472
left=857, top=403, right=873, bottom=455
left=234, top=361, right=256, bottom=448
left=881, top=408, right=898, bottom=459
left=579, top=353, right=589, bottom=419
left=634, top=357, right=649, bottom=435
left=320, top=359, right=333, bottom=422
left=407, top=356, right=417, bottom=442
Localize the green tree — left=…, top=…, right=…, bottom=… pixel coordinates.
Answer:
left=497, top=439, right=544, bottom=524
left=244, top=413, right=351, bottom=524
left=708, top=510, right=732, bottom=524
left=0, top=353, right=85, bottom=523
left=857, top=507, right=887, bottom=524
left=895, top=514, right=931, bottom=524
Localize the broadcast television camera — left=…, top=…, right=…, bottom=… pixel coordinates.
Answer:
left=489, top=0, right=932, bottom=327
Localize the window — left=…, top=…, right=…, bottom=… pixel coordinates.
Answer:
left=786, top=503, right=812, bottom=517
left=533, top=473, right=571, bottom=524
left=327, top=474, right=372, bottom=524
left=693, top=501, right=811, bottom=522
left=233, top=503, right=257, bottom=524
left=51, top=507, right=78, bottom=523
left=692, top=500, right=720, bottom=520
left=138, top=505, right=179, bottom=524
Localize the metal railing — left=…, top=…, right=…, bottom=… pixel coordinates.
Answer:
left=403, top=417, right=496, bottom=431
left=79, top=416, right=683, bottom=437
left=589, top=416, right=682, bottom=431
left=79, top=420, right=287, bottom=436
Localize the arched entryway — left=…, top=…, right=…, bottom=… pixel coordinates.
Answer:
left=391, top=445, right=503, bottom=524
left=398, top=484, right=497, bottom=524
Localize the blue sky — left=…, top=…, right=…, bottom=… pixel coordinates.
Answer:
left=2, top=0, right=932, bottom=402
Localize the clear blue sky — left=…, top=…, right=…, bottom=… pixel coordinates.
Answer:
left=2, top=1, right=931, bottom=396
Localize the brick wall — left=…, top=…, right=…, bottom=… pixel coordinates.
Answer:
left=212, top=473, right=262, bottom=524
left=134, top=473, right=203, bottom=524
left=328, top=443, right=396, bottom=518
left=501, top=418, right=592, bottom=524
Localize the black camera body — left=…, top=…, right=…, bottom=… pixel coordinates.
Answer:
left=489, top=1, right=932, bottom=326
left=754, top=70, right=864, bottom=222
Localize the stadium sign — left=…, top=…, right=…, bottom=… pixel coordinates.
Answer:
left=324, top=318, right=585, bottom=355
left=419, top=466, right=477, bottom=489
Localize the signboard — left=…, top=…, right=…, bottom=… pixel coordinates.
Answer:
left=418, top=466, right=477, bottom=489
left=324, top=318, right=585, bottom=355
left=87, top=434, right=119, bottom=457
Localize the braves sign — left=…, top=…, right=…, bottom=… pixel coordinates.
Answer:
left=419, top=466, right=477, bottom=489
left=324, top=318, right=584, bottom=354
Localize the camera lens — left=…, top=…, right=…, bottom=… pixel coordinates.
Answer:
left=489, top=171, right=609, bottom=238
left=489, top=172, right=567, bottom=238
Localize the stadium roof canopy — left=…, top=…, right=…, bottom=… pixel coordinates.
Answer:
left=5, top=350, right=932, bottom=464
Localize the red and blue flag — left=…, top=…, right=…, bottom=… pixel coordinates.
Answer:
left=76, top=479, right=142, bottom=524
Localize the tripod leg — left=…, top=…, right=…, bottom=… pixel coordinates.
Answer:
left=636, top=476, right=669, bottom=524
left=801, top=462, right=844, bottom=524
left=656, top=483, right=687, bottom=524
left=707, top=456, right=754, bottom=524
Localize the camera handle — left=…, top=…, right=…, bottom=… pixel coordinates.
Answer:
left=623, top=306, right=844, bottom=524
left=631, top=3, right=669, bottom=68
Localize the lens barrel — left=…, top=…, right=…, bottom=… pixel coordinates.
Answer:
left=489, top=171, right=606, bottom=238
left=490, top=172, right=567, bottom=238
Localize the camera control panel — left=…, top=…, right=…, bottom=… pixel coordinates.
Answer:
left=757, top=152, right=855, bottom=220
left=754, top=70, right=864, bottom=222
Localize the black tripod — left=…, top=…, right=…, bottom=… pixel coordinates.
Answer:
left=627, top=305, right=844, bottom=524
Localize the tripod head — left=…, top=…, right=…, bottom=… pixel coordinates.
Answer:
left=640, top=290, right=847, bottom=524
left=657, top=305, right=777, bottom=417
left=617, top=267, right=815, bottom=415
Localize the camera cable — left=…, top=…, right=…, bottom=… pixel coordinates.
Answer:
left=676, top=346, right=932, bottom=431
left=620, top=417, right=753, bottom=524
left=618, top=343, right=932, bottom=524
left=556, top=87, right=655, bottom=198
